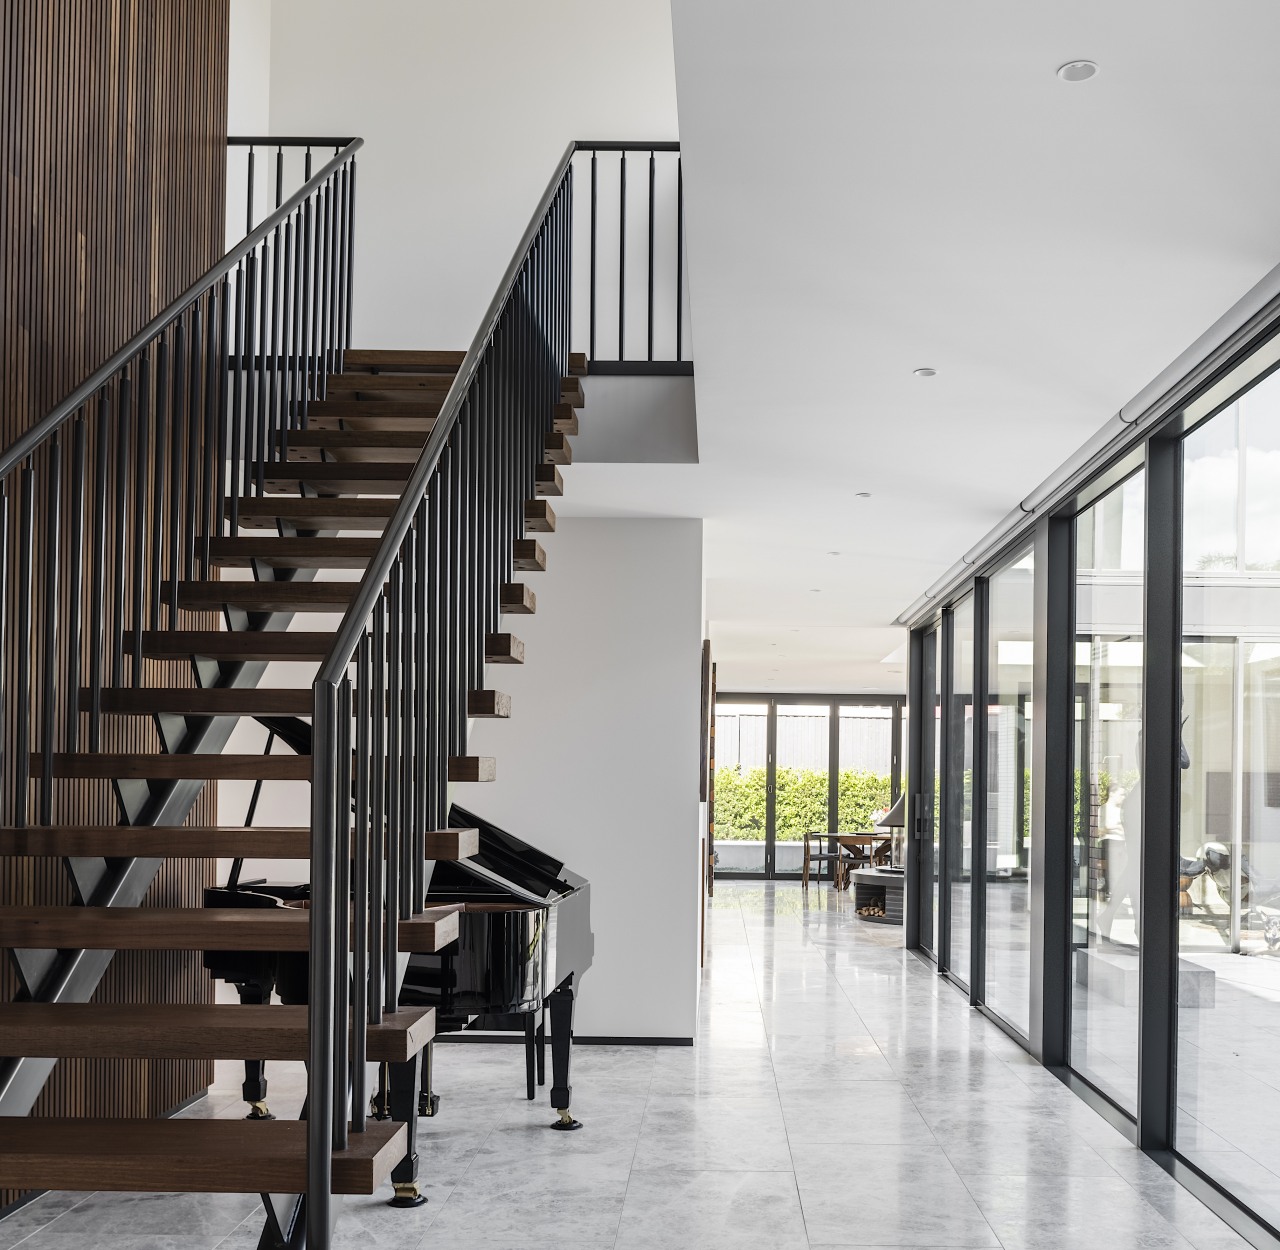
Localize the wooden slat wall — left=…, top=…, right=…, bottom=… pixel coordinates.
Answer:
left=0, top=0, right=229, bottom=1210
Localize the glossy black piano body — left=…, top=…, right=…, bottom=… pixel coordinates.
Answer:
left=401, top=804, right=593, bottom=1126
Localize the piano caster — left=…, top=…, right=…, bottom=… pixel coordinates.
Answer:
left=418, top=1092, right=440, bottom=1118
left=370, top=1092, right=391, bottom=1121
left=388, top=1181, right=427, bottom=1209
left=551, top=1107, right=582, bottom=1131
left=245, top=1101, right=274, bottom=1121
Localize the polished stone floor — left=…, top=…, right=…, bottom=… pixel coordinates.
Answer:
left=0, top=881, right=1259, bottom=1249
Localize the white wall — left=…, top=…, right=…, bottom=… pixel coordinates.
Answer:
left=265, top=0, right=679, bottom=348
left=227, top=0, right=273, bottom=246
left=462, top=518, right=704, bottom=1040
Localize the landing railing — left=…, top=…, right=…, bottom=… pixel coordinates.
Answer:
left=0, top=137, right=360, bottom=833
left=306, top=141, right=573, bottom=1242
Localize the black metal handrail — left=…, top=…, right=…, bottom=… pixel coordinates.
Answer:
left=305, top=138, right=577, bottom=1242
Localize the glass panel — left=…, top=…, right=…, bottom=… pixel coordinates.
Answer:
left=1070, top=471, right=1145, bottom=1114
left=713, top=702, right=768, bottom=874
left=984, top=548, right=1034, bottom=1035
left=947, top=599, right=975, bottom=984
left=775, top=704, right=831, bottom=876
left=837, top=704, right=893, bottom=829
left=1178, top=371, right=1280, bottom=1226
left=921, top=630, right=941, bottom=954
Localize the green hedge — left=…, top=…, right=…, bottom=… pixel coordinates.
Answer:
left=714, top=767, right=892, bottom=841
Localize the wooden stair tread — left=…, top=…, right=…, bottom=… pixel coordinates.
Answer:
left=125, top=631, right=336, bottom=661
left=285, top=429, right=433, bottom=449
left=543, top=431, right=572, bottom=465
left=0, top=1003, right=435, bottom=1063
left=306, top=399, right=441, bottom=419
left=535, top=464, right=563, bottom=496
left=448, top=756, right=497, bottom=783
left=178, top=582, right=359, bottom=613
left=0, top=904, right=461, bottom=952
left=486, top=632, right=525, bottom=664
left=262, top=465, right=409, bottom=496
left=468, top=689, right=512, bottom=718
left=82, top=686, right=315, bottom=714
left=230, top=497, right=395, bottom=530
left=0, top=824, right=479, bottom=861
left=327, top=373, right=454, bottom=393
left=568, top=351, right=588, bottom=377
left=31, top=754, right=312, bottom=781
left=342, top=348, right=465, bottom=371
left=207, top=537, right=383, bottom=568
left=524, top=500, right=556, bottom=533
left=514, top=539, right=547, bottom=571
left=561, top=376, right=585, bottom=407
left=0, top=1117, right=407, bottom=1195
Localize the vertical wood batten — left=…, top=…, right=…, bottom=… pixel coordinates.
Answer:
left=0, top=0, right=229, bottom=1211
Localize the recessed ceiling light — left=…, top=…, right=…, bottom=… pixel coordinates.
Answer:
left=1057, top=60, right=1098, bottom=82
left=810, top=588, right=821, bottom=593
left=913, top=367, right=936, bottom=378
left=855, top=491, right=871, bottom=499
left=827, top=550, right=841, bottom=556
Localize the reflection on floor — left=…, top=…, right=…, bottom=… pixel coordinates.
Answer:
left=0, top=882, right=1254, bottom=1249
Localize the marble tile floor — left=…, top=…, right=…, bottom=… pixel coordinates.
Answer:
left=0, top=880, right=1261, bottom=1249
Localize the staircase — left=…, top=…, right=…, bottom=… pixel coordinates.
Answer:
left=0, top=136, right=588, bottom=1247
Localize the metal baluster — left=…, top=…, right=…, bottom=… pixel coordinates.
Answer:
left=344, top=159, right=357, bottom=356
left=269, top=216, right=283, bottom=474
left=254, top=243, right=270, bottom=494
left=215, top=277, right=232, bottom=539
left=400, top=531, right=416, bottom=920
left=676, top=156, right=684, bottom=363
left=64, top=418, right=87, bottom=754
left=426, top=482, right=441, bottom=829
left=352, top=631, right=371, bottom=1128
left=243, top=251, right=260, bottom=499
left=589, top=149, right=597, bottom=362
left=168, top=324, right=186, bottom=622
left=372, top=598, right=389, bottom=1016
left=14, top=463, right=34, bottom=826
left=201, top=289, right=221, bottom=574
left=111, top=373, right=131, bottom=686
left=386, top=563, right=403, bottom=958
left=185, top=304, right=203, bottom=584
left=0, top=484, right=8, bottom=818
left=307, top=682, right=337, bottom=1244
left=647, top=150, right=655, bottom=361
left=151, top=337, right=170, bottom=630
left=230, top=266, right=246, bottom=532
left=281, top=217, right=296, bottom=440
left=88, top=392, right=109, bottom=749
left=413, top=500, right=428, bottom=905
left=301, top=194, right=314, bottom=426
left=618, top=151, right=626, bottom=361
left=334, top=675, right=352, bottom=1150
left=38, top=437, right=61, bottom=825
left=245, top=145, right=255, bottom=236
left=131, top=354, right=150, bottom=688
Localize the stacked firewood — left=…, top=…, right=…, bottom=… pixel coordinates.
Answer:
left=857, top=899, right=886, bottom=918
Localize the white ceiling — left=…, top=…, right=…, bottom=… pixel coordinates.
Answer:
left=566, top=0, right=1280, bottom=695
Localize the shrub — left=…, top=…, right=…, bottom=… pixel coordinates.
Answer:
left=713, top=766, right=893, bottom=841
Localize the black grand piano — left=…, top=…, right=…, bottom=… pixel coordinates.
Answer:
left=401, top=803, right=593, bottom=1128
left=204, top=801, right=593, bottom=1132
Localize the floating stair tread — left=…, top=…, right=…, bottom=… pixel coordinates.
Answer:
left=178, top=582, right=359, bottom=613
left=552, top=406, right=579, bottom=436
left=513, top=539, right=547, bottom=572
left=568, top=351, right=588, bottom=377
left=0, top=1003, right=435, bottom=1063
left=468, top=689, right=512, bottom=718
left=263, top=467, right=408, bottom=496
left=285, top=429, right=432, bottom=449
left=125, top=631, right=335, bottom=661
left=306, top=413, right=438, bottom=433
left=307, top=399, right=442, bottom=419
left=30, top=754, right=311, bottom=781
left=561, top=376, right=585, bottom=407
left=524, top=500, right=556, bottom=533
left=0, top=824, right=317, bottom=858
left=535, top=464, right=564, bottom=496
left=81, top=686, right=315, bottom=714
left=327, top=373, right=455, bottom=394
left=342, top=349, right=465, bottom=371
left=485, top=633, right=525, bottom=664
left=230, top=497, right=395, bottom=529
left=543, top=431, right=572, bottom=465
left=448, top=756, right=497, bottom=783
left=0, top=905, right=460, bottom=953
left=500, top=583, right=536, bottom=615
left=207, top=537, right=384, bottom=568
left=0, top=1117, right=406, bottom=1195
left=0, top=825, right=479, bottom=861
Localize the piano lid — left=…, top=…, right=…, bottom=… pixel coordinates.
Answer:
left=429, top=804, right=586, bottom=904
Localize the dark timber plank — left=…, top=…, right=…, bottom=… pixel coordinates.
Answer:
left=467, top=689, right=512, bottom=718
left=448, top=757, right=497, bottom=783
left=0, top=1003, right=435, bottom=1063
left=31, top=754, right=311, bottom=781
left=124, top=631, right=335, bottom=661
left=535, top=464, right=564, bottom=496
left=207, top=537, right=384, bottom=568
left=342, top=349, right=465, bottom=371
left=0, top=1118, right=407, bottom=1195
left=524, top=501, right=556, bottom=533
left=230, top=497, right=395, bottom=530
left=178, top=582, right=360, bottom=613
left=514, top=539, right=547, bottom=571
left=485, top=633, right=525, bottom=664
left=500, top=584, right=536, bottom=615
left=81, top=687, right=316, bottom=714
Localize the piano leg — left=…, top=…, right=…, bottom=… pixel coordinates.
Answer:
left=548, top=974, right=582, bottom=1130
left=387, top=1049, right=428, bottom=1208
left=239, top=982, right=274, bottom=1121
left=536, top=1008, right=547, bottom=1087
left=523, top=1013, right=537, bottom=1101
left=417, top=1040, right=440, bottom=1118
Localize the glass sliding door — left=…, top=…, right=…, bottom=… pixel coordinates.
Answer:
left=837, top=703, right=894, bottom=829
left=1070, top=471, right=1145, bottom=1114
left=983, top=549, right=1035, bottom=1035
left=713, top=700, right=769, bottom=874
left=774, top=702, right=831, bottom=876
left=919, top=628, right=942, bottom=955
left=1177, top=369, right=1280, bottom=1228
left=946, top=600, right=976, bottom=985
